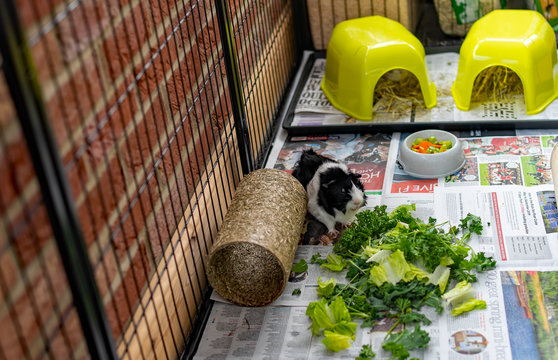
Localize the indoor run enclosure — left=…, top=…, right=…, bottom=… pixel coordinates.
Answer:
left=0, top=0, right=519, bottom=359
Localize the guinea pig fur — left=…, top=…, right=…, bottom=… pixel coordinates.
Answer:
left=292, top=149, right=366, bottom=234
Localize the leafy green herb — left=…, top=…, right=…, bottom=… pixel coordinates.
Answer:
left=291, top=259, right=308, bottom=273
left=292, top=288, right=301, bottom=296
left=382, top=324, right=430, bottom=360
left=310, top=253, right=324, bottom=264
left=356, top=344, right=375, bottom=359
left=460, top=213, right=483, bottom=235
left=334, top=205, right=397, bottom=256
left=399, top=311, right=431, bottom=326
left=306, top=205, right=495, bottom=357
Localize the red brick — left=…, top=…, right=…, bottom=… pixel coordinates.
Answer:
left=0, top=306, right=27, bottom=359
left=228, top=0, right=245, bottom=20
left=57, top=0, right=110, bottom=62
left=113, top=174, right=164, bottom=259
left=31, top=251, right=71, bottom=328
left=46, top=55, right=105, bottom=150
left=77, top=195, right=103, bottom=250
left=88, top=74, right=138, bottom=142
left=49, top=309, right=85, bottom=359
left=0, top=134, right=35, bottom=208
left=166, top=59, right=193, bottom=118
left=63, top=149, right=90, bottom=202
left=121, top=97, right=172, bottom=172
left=102, top=2, right=152, bottom=81
left=30, top=30, right=63, bottom=85
left=148, top=0, right=180, bottom=27
left=0, top=251, right=19, bottom=291
left=104, top=242, right=150, bottom=338
left=15, top=0, right=64, bottom=30
left=13, top=203, right=53, bottom=267
left=134, top=3, right=198, bottom=103
left=0, top=250, right=71, bottom=358
left=94, top=250, right=118, bottom=299
left=78, top=153, right=128, bottom=248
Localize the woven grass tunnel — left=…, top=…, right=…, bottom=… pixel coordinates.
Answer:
left=207, top=168, right=307, bottom=306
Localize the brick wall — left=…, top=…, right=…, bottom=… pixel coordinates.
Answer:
left=0, top=0, right=296, bottom=358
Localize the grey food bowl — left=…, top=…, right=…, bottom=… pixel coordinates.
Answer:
left=398, top=129, right=466, bottom=179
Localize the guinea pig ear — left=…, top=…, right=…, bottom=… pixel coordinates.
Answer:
left=352, top=172, right=362, bottom=179
left=322, top=179, right=336, bottom=188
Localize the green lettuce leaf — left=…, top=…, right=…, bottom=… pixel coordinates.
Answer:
left=369, top=250, right=412, bottom=286
left=291, top=259, right=308, bottom=273
left=441, top=281, right=475, bottom=307
left=321, top=253, right=347, bottom=272
left=322, top=330, right=353, bottom=352
left=366, top=249, right=392, bottom=264
left=306, top=297, right=357, bottom=352
left=317, top=277, right=337, bottom=298
left=404, top=263, right=430, bottom=283
left=451, top=298, right=487, bottom=316
left=306, top=299, right=334, bottom=336
left=427, top=265, right=451, bottom=292
left=329, top=296, right=352, bottom=323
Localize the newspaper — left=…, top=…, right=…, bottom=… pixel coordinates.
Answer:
left=195, top=128, right=558, bottom=358
left=434, top=185, right=558, bottom=265
left=269, top=133, right=392, bottom=197
left=290, top=54, right=558, bottom=127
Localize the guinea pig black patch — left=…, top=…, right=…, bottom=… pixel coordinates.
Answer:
left=317, top=166, right=365, bottom=215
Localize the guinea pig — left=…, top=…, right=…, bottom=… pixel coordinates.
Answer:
left=292, top=149, right=366, bottom=234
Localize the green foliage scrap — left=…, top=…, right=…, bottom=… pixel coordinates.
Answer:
left=291, top=259, right=308, bottom=273
left=305, top=205, right=496, bottom=358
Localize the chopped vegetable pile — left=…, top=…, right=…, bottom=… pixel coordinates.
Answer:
left=304, top=204, right=496, bottom=359
left=410, top=136, right=452, bottom=154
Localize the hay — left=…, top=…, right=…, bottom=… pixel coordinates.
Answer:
left=373, top=69, right=425, bottom=118
left=306, top=0, right=423, bottom=50
left=207, top=168, right=307, bottom=306
left=471, top=66, right=523, bottom=104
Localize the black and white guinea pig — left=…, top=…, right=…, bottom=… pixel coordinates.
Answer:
left=292, top=149, right=366, bottom=234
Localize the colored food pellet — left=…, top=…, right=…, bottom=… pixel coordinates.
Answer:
left=411, top=137, right=452, bottom=154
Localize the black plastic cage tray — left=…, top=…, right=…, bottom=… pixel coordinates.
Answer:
left=282, top=50, right=558, bottom=136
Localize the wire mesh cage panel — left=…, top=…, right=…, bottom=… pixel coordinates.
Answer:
left=0, top=0, right=297, bottom=358
left=0, top=67, right=87, bottom=359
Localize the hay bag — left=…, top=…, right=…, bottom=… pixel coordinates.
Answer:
left=207, top=168, right=307, bottom=306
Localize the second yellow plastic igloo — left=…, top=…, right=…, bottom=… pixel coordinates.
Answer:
left=452, top=10, right=558, bottom=115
